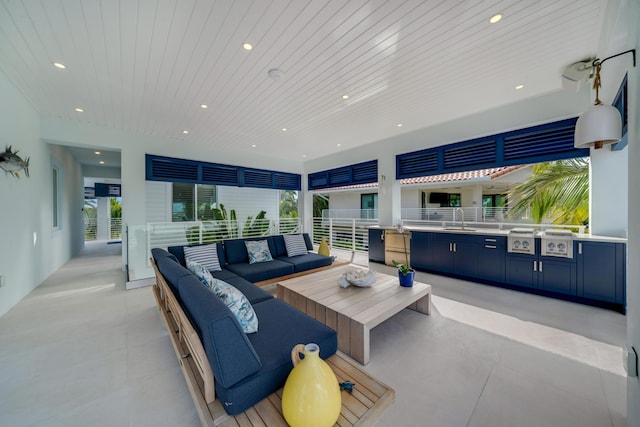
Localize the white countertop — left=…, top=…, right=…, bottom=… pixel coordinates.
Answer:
left=371, top=225, right=627, bottom=243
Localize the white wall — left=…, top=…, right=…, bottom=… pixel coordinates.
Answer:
left=0, top=71, right=83, bottom=316
left=615, top=0, right=640, bottom=423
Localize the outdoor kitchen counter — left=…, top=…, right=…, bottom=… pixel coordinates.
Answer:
left=370, top=225, right=627, bottom=243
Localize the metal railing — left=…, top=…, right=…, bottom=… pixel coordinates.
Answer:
left=84, top=217, right=123, bottom=240
left=146, top=218, right=302, bottom=250
left=312, top=217, right=375, bottom=254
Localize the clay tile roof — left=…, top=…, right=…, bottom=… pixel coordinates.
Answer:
left=399, top=165, right=525, bottom=185
left=314, top=165, right=525, bottom=192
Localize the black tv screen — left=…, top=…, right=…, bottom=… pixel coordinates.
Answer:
left=429, top=192, right=448, bottom=204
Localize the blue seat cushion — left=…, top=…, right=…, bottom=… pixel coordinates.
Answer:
left=168, top=243, right=226, bottom=267
left=216, top=298, right=337, bottom=415
left=276, top=253, right=333, bottom=273
left=210, top=268, right=242, bottom=282
left=226, top=259, right=294, bottom=283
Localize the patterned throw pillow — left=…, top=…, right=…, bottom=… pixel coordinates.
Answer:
left=186, top=259, right=216, bottom=288
left=283, top=234, right=308, bottom=257
left=184, top=244, right=222, bottom=271
left=245, top=240, right=273, bottom=264
left=210, top=277, right=258, bottom=334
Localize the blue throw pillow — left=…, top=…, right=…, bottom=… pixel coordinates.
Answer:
left=184, top=244, right=222, bottom=271
left=187, top=259, right=258, bottom=334
left=245, top=240, right=273, bottom=264
left=283, top=234, right=308, bottom=257
left=210, top=278, right=258, bottom=334
left=186, top=259, right=216, bottom=288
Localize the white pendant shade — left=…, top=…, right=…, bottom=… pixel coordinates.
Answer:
left=574, top=103, right=622, bottom=149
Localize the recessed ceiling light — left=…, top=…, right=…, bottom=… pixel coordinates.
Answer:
left=99, top=161, right=105, bottom=165
left=95, top=151, right=101, bottom=155
left=342, top=95, right=349, bottom=100
left=302, top=154, right=307, bottom=158
left=52, top=62, right=66, bottom=69
left=336, top=143, right=341, bottom=147
left=182, top=130, right=189, bottom=134
left=75, top=107, right=84, bottom=112
left=489, top=13, right=503, bottom=24
left=243, top=42, right=253, bottom=51
left=397, top=123, right=403, bottom=127
left=251, top=144, right=256, bottom=148
left=515, top=84, right=525, bottom=90
left=200, top=104, right=208, bottom=109
left=282, top=128, right=288, bottom=132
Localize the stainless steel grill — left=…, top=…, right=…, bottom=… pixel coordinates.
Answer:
left=507, top=228, right=536, bottom=255
left=540, top=229, right=574, bottom=258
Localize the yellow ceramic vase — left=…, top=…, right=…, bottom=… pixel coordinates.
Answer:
left=282, top=343, right=341, bottom=427
left=318, top=238, right=330, bottom=256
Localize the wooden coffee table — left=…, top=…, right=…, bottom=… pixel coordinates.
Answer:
left=277, top=265, right=431, bottom=365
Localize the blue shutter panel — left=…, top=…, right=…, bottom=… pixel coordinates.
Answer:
left=308, top=160, right=378, bottom=190
left=396, top=118, right=588, bottom=179
left=145, top=155, right=300, bottom=190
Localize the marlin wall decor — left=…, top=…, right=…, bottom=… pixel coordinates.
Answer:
left=0, top=145, right=30, bottom=178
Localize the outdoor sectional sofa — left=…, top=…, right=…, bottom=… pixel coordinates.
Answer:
left=150, top=233, right=338, bottom=417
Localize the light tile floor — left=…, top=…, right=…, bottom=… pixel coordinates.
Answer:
left=0, top=243, right=627, bottom=427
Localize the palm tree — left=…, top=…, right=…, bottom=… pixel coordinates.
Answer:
left=279, top=190, right=298, bottom=218
left=507, top=158, right=589, bottom=225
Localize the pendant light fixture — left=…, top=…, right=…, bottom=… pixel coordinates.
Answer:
left=574, top=49, right=635, bottom=149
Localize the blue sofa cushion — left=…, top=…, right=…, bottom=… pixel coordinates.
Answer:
left=224, top=237, right=277, bottom=265
left=276, top=253, right=333, bottom=273
left=151, top=248, right=179, bottom=263
left=226, top=259, right=294, bottom=283
left=168, top=243, right=227, bottom=268
left=216, top=298, right=337, bottom=415
left=178, top=275, right=262, bottom=388
left=302, top=233, right=314, bottom=251
left=225, top=276, right=274, bottom=305
left=155, top=255, right=191, bottom=296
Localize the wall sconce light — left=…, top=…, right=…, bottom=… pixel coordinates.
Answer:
left=574, top=49, right=635, bottom=149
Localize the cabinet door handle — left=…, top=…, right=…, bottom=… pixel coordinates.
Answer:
left=485, top=245, right=497, bottom=249
left=449, top=242, right=452, bottom=252
left=539, top=261, right=543, bottom=272
left=485, top=238, right=497, bottom=242
left=533, top=261, right=537, bottom=272
left=454, top=243, right=457, bottom=252
left=578, top=243, right=582, bottom=255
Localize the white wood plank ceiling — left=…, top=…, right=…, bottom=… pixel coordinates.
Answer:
left=0, top=0, right=606, bottom=163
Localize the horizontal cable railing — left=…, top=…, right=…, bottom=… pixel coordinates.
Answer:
left=84, top=217, right=123, bottom=241
left=312, top=217, right=376, bottom=254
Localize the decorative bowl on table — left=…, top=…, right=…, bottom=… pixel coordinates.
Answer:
left=338, top=269, right=376, bottom=288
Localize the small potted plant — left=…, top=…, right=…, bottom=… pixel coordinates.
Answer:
left=392, top=223, right=414, bottom=287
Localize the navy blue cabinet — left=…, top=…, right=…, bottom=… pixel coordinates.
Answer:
left=506, top=251, right=576, bottom=295
left=368, top=229, right=385, bottom=263
left=538, top=257, right=576, bottom=295
left=409, top=231, right=432, bottom=270
left=429, top=233, right=478, bottom=276
left=576, top=241, right=625, bottom=304
left=477, top=235, right=506, bottom=283
left=506, top=254, right=539, bottom=289
left=370, top=229, right=625, bottom=311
